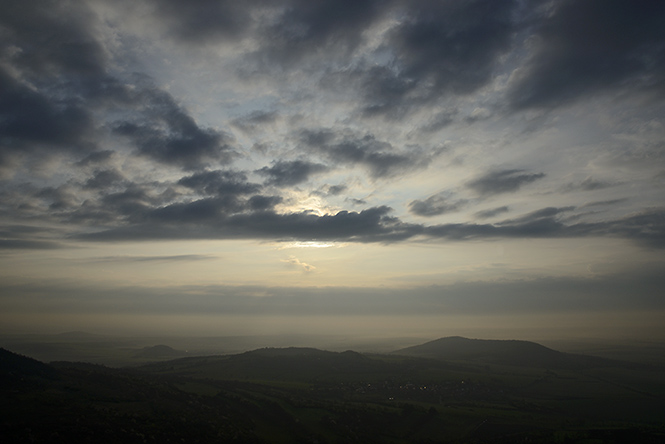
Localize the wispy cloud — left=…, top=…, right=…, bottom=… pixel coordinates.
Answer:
left=281, top=255, right=316, bottom=273
left=560, top=177, right=618, bottom=193
left=409, top=193, right=467, bottom=217
left=467, top=169, right=546, bottom=196
left=474, top=206, right=510, bottom=220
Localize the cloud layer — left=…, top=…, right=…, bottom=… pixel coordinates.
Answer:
left=0, top=0, right=664, bottom=251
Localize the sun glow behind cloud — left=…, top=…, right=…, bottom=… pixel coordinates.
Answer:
left=281, top=241, right=337, bottom=249
left=0, top=0, right=664, bottom=339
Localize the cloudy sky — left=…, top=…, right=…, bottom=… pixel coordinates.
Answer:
left=1, top=0, right=664, bottom=340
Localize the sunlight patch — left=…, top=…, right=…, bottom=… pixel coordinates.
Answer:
left=273, top=241, right=338, bottom=250
left=291, top=241, right=335, bottom=249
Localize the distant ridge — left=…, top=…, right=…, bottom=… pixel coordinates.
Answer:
left=393, top=336, right=616, bottom=369
left=139, top=347, right=379, bottom=381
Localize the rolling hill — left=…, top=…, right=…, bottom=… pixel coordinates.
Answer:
left=394, top=336, right=623, bottom=369
left=2, top=340, right=664, bottom=443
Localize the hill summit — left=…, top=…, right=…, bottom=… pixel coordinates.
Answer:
left=394, top=336, right=610, bottom=369
left=0, top=348, right=58, bottom=387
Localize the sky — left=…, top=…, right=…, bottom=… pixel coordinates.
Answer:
left=1, top=0, right=665, bottom=341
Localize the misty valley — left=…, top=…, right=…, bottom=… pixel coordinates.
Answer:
left=2, top=336, right=664, bottom=443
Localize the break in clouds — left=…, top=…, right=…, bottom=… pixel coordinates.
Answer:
left=1, top=0, right=665, bottom=250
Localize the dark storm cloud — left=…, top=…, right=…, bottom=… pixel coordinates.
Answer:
left=605, top=208, right=665, bottom=249
left=147, top=0, right=526, bottom=119
left=560, top=177, right=617, bottom=193
left=73, top=177, right=280, bottom=228
left=35, top=186, right=79, bottom=211
left=421, top=207, right=665, bottom=248
left=348, top=198, right=368, bottom=206
left=353, top=65, right=419, bottom=119
left=177, top=170, right=260, bottom=196
left=418, top=110, right=458, bottom=133
left=467, top=169, right=545, bottom=196
left=62, top=181, right=181, bottom=227
left=223, top=206, right=418, bottom=242
left=1, top=0, right=234, bottom=174
left=75, top=150, right=115, bottom=167
left=149, top=0, right=257, bottom=42
left=83, top=169, right=126, bottom=190
left=0, top=0, right=109, bottom=167
left=490, top=207, right=577, bottom=237
left=61, top=196, right=665, bottom=249
left=508, top=0, right=665, bottom=110
left=78, top=205, right=421, bottom=244
left=231, top=110, right=279, bottom=133
left=248, top=195, right=283, bottom=211
left=151, top=0, right=386, bottom=64
left=146, top=197, right=244, bottom=223
left=257, top=160, right=328, bottom=186
left=257, top=0, right=385, bottom=65
left=421, top=206, right=577, bottom=241
left=474, top=206, right=510, bottom=219
left=59, top=179, right=187, bottom=227
left=0, top=69, right=95, bottom=156
left=2, top=0, right=664, bottom=254
left=5, top=170, right=662, bottom=250
left=327, top=185, right=347, bottom=196
left=0, top=224, right=65, bottom=250
left=57, top=185, right=156, bottom=226
left=299, top=129, right=437, bottom=178
left=100, top=186, right=155, bottom=211
left=503, top=207, right=576, bottom=225
left=309, top=184, right=354, bottom=201
left=408, top=193, right=466, bottom=217
left=0, top=0, right=106, bottom=79
left=581, top=199, right=628, bottom=208
left=358, top=0, right=518, bottom=118
left=112, top=83, right=236, bottom=170
left=388, top=0, right=516, bottom=89
left=144, top=0, right=665, bottom=118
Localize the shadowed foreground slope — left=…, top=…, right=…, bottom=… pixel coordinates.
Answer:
left=2, top=339, right=665, bottom=443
